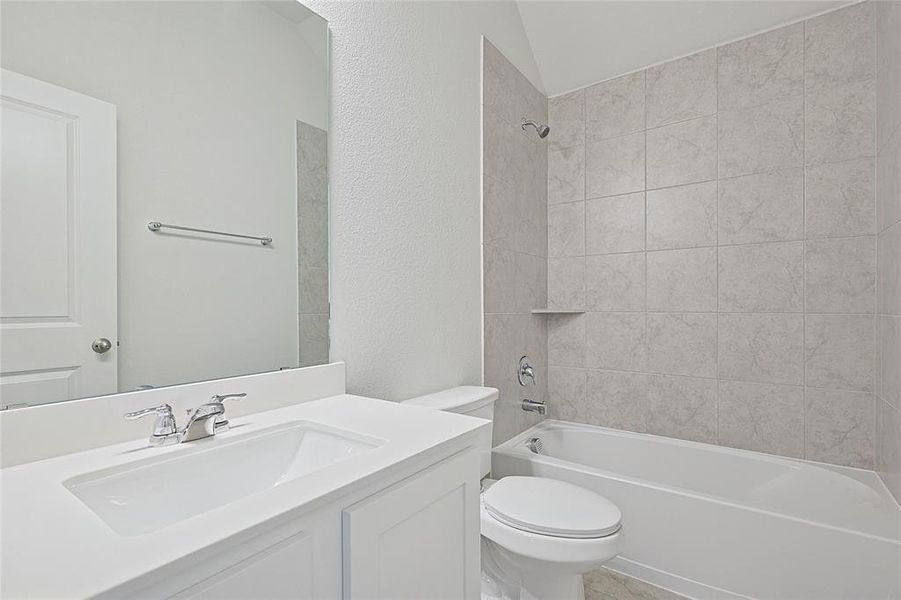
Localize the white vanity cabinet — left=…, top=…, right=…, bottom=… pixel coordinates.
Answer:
left=108, top=507, right=340, bottom=600
left=172, top=531, right=317, bottom=599
left=1, top=390, right=489, bottom=600
left=113, top=449, right=480, bottom=600
left=343, top=451, right=481, bottom=599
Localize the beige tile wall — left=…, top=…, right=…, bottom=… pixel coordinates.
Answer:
left=297, top=121, right=330, bottom=366
left=482, top=39, right=548, bottom=444
left=875, top=0, right=901, bottom=503
left=546, top=2, right=885, bottom=469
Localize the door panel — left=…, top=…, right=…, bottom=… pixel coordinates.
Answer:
left=0, top=69, right=117, bottom=407
left=1, top=101, right=72, bottom=317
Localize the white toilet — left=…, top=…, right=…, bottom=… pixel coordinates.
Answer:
left=403, top=386, right=624, bottom=600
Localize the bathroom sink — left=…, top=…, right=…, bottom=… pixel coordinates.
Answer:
left=63, top=421, right=383, bottom=536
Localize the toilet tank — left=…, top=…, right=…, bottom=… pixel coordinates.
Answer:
left=402, top=386, right=497, bottom=477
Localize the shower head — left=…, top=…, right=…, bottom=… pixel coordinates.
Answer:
left=522, top=119, right=550, bottom=138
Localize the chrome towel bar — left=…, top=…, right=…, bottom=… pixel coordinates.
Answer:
left=147, top=221, right=272, bottom=246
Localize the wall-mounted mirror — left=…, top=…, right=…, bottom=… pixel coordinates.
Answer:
left=0, top=0, right=329, bottom=408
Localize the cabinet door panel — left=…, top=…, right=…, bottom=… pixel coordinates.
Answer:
left=342, top=451, right=480, bottom=600
left=174, top=531, right=313, bottom=600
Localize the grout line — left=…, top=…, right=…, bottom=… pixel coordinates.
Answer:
left=643, top=68, right=650, bottom=433
left=715, top=42, right=721, bottom=445
left=802, top=16, right=809, bottom=461
left=548, top=364, right=872, bottom=394
left=589, top=112, right=717, bottom=144
left=583, top=156, right=880, bottom=202
left=547, top=232, right=877, bottom=260
left=871, top=1, right=880, bottom=467
left=543, top=364, right=876, bottom=394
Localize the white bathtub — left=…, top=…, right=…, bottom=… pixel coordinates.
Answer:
left=491, top=420, right=901, bottom=600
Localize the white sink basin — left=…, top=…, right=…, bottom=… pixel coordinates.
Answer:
left=63, top=421, right=382, bottom=536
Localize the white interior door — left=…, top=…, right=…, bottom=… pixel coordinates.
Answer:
left=0, top=69, right=117, bottom=408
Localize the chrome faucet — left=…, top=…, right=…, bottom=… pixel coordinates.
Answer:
left=208, top=392, right=246, bottom=432
left=124, top=392, right=246, bottom=447
left=180, top=402, right=226, bottom=442
left=522, top=398, right=547, bottom=415
left=124, top=403, right=179, bottom=446
left=518, top=356, right=536, bottom=386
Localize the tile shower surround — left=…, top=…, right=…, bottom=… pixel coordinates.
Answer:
left=297, top=121, right=329, bottom=367
left=483, top=39, right=549, bottom=445
left=874, top=1, right=901, bottom=503
left=542, top=2, right=894, bottom=471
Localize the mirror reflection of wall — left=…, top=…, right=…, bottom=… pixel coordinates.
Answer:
left=0, top=1, right=329, bottom=408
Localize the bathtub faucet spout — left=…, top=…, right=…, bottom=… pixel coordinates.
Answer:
left=522, top=398, right=547, bottom=416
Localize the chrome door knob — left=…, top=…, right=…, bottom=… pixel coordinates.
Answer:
left=91, top=337, right=112, bottom=354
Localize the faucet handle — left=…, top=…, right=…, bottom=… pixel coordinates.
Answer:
left=210, top=392, right=246, bottom=404
left=209, top=392, right=246, bottom=431
left=518, top=356, right=536, bottom=386
left=124, top=403, right=174, bottom=420
left=124, top=403, right=179, bottom=446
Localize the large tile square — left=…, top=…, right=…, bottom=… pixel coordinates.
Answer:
left=718, top=242, right=803, bottom=312
left=806, top=315, right=874, bottom=392
left=804, top=1, right=875, bottom=91
left=646, top=313, right=716, bottom=378
left=646, top=375, right=717, bottom=443
left=586, top=253, right=645, bottom=311
left=718, top=381, right=804, bottom=458
left=585, top=370, right=649, bottom=432
left=805, top=80, right=876, bottom=166
left=718, top=169, right=804, bottom=244
left=586, top=312, right=648, bottom=372
left=647, top=248, right=717, bottom=312
left=717, top=23, right=804, bottom=110
left=548, top=144, right=585, bottom=205
left=646, top=49, right=716, bottom=128
left=586, top=193, right=645, bottom=254
left=586, top=71, right=645, bottom=141
left=548, top=89, right=585, bottom=151
left=805, top=237, right=876, bottom=314
left=805, top=389, right=874, bottom=468
left=646, top=116, right=716, bottom=189
left=805, top=158, right=875, bottom=238
left=646, top=181, right=717, bottom=250
left=548, top=257, right=586, bottom=309
left=718, top=313, right=804, bottom=385
left=587, top=132, right=646, bottom=198
left=548, top=202, right=585, bottom=257
left=548, top=314, right=586, bottom=368
left=718, top=97, right=804, bottom=178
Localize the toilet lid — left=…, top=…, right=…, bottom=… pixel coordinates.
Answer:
left=482, top=476, right=622, bottom=539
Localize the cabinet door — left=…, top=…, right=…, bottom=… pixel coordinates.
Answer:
left=342, top=450, right=481, bottom=600
left=173, top=531, right=314, bottom=600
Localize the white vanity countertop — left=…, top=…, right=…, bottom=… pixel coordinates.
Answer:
left=0, top=394, right=488, bottom=599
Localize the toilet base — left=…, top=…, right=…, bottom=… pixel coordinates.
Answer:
left=481, top=568, right=584, bottom=600
left=519, top=572, right=584, bottom=600
left=480, top=537, right=599, bottom=600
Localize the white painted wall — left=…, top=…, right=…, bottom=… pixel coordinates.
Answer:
left=1, top=1, right=328, bottom=392
left=305, top=0, right=543, bottom=401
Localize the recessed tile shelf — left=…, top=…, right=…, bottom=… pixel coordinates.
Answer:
left=530, top=308, right=586, bottom=314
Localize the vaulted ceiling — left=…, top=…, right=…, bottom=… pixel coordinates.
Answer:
left=516, top=0, right=850, bottom=96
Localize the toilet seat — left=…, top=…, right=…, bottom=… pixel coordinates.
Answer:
left=479, top=476, right=624, bottom=566
left=482, top=476, right=621, bottom=539
left=480, top=503, right=624, bottom=566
